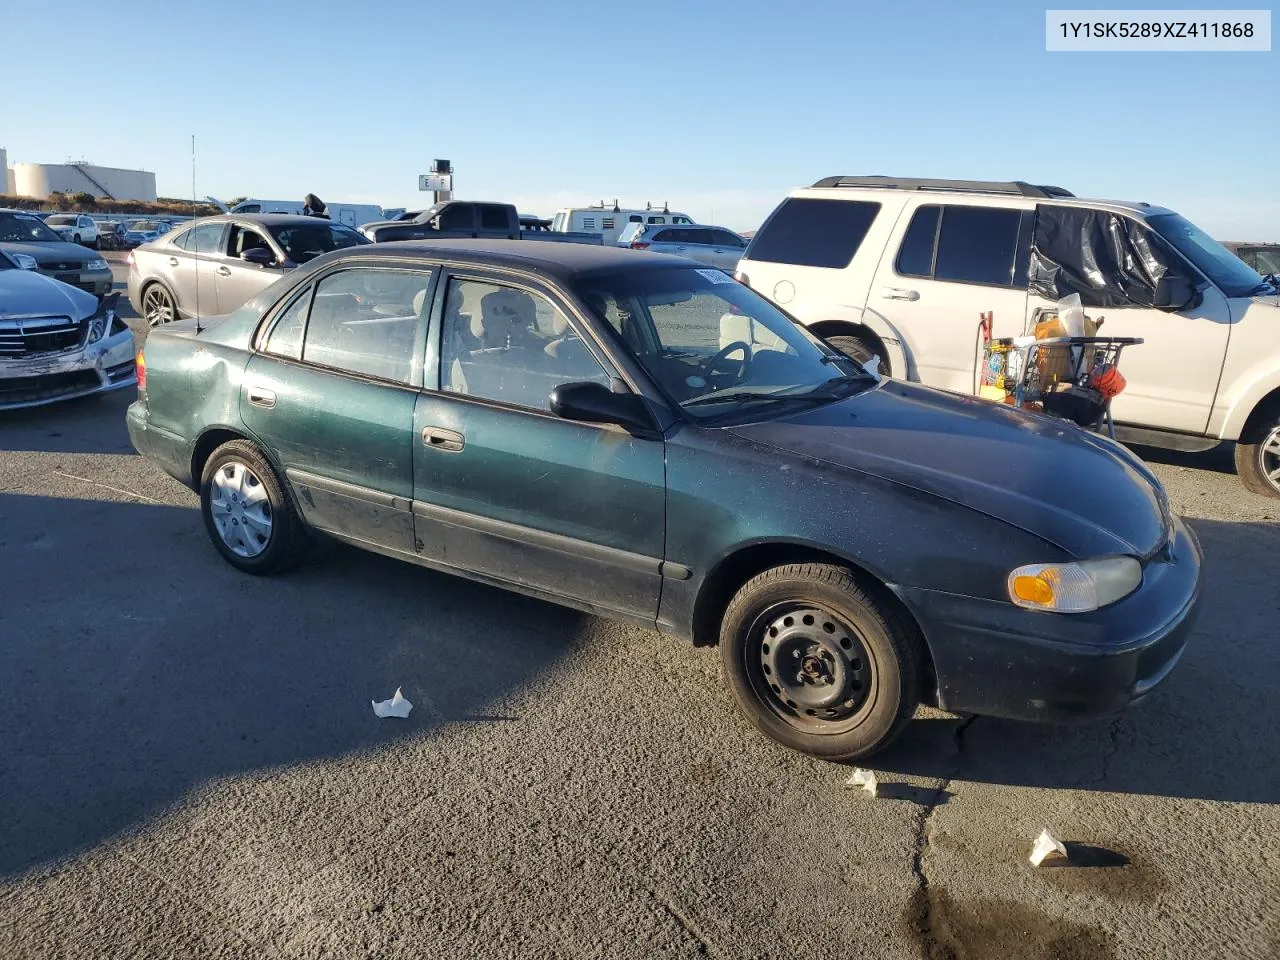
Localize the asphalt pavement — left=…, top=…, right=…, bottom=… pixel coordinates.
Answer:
left=0, top=269, right=1277, bottom=959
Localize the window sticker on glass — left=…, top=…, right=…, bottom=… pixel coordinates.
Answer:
left=695, top=268, right=735, bottom=284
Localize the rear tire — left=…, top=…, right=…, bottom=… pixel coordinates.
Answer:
left=1235, top=407, right=1280, bottom=499
left=141, top=283, right=177, bottom=326
left=200, top=440, right=311, bottom=575
left=719, top=563, right=921, bottom=761
left=826, top=334, right=888, bottom=376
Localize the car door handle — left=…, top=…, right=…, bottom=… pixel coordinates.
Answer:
left=246, top=386, right=276, bottom=408
left=880, top=286, right=920, bottom=301
left=216, top=266, right=232, bottom=277
left=168, top=257, right=180, bottom=267
left=422, top=426, right=464, bottom=452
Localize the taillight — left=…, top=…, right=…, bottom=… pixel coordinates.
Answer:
left=136, top=350, right=146, bottom=392
left=630, top=241, right=650, bottom=250
left=126, top=251, right=136, bottom=270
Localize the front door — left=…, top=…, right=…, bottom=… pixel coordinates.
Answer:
left=411, top=272, right=666, bottom=620
left=868, top=201, right=1032, bottom=392
left=218, top=222, right=288, bottom=315
left=239, top=265, right=437, bottom=550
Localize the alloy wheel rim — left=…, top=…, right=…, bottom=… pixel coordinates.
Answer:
left=1260, top=425, right=1280, bottom=493
left=143, top=287, right=174, bottom=326
left=748, top=603, right=874, bottom=733
left=208, top=461, right=273, bottom=558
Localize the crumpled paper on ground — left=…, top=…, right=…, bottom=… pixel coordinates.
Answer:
left=1029, top=828, right=1068, bottom=867
left=845, top=768, right=878, bottom=797
left=372, top=687, right=413, bottom=719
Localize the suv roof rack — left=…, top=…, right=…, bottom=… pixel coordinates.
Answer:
left=811, top=176, right=1074, bottom=199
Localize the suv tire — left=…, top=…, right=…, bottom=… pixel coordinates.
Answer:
left=826, top=335, right=887, bottom=376
left=719, top=563, right=921, bottom=761
left=1235, top=406, right=1280, bottom=499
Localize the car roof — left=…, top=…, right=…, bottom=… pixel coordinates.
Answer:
left=172, top=213, right=334, bottom=228
left=794, top=185, right=1175, bottom=219
left=339, top=238, right=702, bottom=277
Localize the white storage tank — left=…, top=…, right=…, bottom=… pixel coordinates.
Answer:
left=12, top=162, right=158, bottom=202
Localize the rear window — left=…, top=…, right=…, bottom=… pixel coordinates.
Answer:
left=746, top=197, right=881, bottom=269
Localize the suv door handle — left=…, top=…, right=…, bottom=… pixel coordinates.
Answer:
left=880, top=286, right=920, bottom=301
left=216, top=266, right=232, bottom=277
left=168, top=257, right=180, bottom=267
left=422, top=426, right=464, bottom=452
left=246, top=386, right=276, bottom=408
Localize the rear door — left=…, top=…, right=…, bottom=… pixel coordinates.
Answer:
left=410, top=271, right=666, bottom=619
left=866, top=201, right=1031, bottom=392
left=240, top=264, right=436, bottom=550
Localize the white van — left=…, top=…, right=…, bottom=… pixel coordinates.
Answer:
left=210, top=198, right=389, bottom=228
left=736, top=175, right=1280, bottom=498
left=549, top=202, right=695, bottom=246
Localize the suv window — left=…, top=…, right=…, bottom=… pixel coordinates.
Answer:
left=478, top=204, right=509, bottom=230
left=440, top=278, right=610, bottom=411
left=653, top=229, right=678, bottom=243
left=438, top=204, right=474, bottom=231
left=896, top=206, right=939, bottom=277
left=301, top=269, right=433, bottom=383
left=934, top=206, right=1022, bottom=286
left=748, top=198, right=881, bottom=269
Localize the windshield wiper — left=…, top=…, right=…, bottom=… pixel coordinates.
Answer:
left=683, top=376, right=870, bottom=409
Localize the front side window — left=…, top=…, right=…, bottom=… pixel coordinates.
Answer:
left=438, top=205, right=473, bottom=231
left=574, top=267, right=874, bottom=421
left=747, top=198, right=881, bottom=269
left=269, top=222, right=366, bottom=263
left=229, top=225, right=273, bottom=259
left=440, top=278, right=611, bottom=411
left=302, top=268, right=433, bottom=383
left=1148, top=213, right=1270, bottom=297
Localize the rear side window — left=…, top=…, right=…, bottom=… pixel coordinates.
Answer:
left=934, top=207, right=1023, bottom=286
left=747, top=198, right=881, bottom=269
left=264, top=285, right=312, bottom=360
left=478, top=205, right=509, bottom=230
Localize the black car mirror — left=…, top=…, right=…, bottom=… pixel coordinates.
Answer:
left=550, top=381, right=659, bottom=438
left=240, top=247, right=276, bottom=267
left=1151, top=274, right=1199, bottom=312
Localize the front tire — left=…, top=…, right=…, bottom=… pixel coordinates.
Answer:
left=719, top=563, right=921, bottom=761
left=826, top=334, right=888, bottom=377
left=200, top=440, right=310, bottom=574
left=1235, top=411, right=1280, bottom=499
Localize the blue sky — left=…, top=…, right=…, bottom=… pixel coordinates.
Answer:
left=3, top=0, right=1275, bottom=236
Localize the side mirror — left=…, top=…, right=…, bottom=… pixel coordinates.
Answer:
left=429, top=216, right=442, bottom=231
left=549, top=381, right=659, bottom=439
left=1151, top=274, right=1199, bottom=312
left=240, top=247, right=276, bottom=267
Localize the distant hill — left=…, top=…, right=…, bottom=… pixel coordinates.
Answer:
left=0, top=194, right=220, bottom=218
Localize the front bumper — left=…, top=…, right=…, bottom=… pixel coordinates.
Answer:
left=0, top=327, right=137, bottom=410
left=895, top=516, right=1201, bottom=723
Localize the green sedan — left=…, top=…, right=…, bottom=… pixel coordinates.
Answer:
left=128, top=240, right=1199, bottom=760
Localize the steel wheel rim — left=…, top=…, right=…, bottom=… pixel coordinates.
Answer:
left=208, top=460, right=273, bottom=558
left=143, top=286, right=174, bottom=326
left=745, top=602, right=876, bottom=734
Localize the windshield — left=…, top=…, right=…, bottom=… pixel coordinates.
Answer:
left=46, top=215, right=76, bottom=226
left=128, top=220, right=162, bottom=232
left=269, top=222, right=369, bottom=263
left=572, top=267, right=873, bottom=421
left=1148, top=213, right=1271, bottom=297
left=1251, top=248, right=1280, bottom=275
left=0, top=212, right=64, bottom=243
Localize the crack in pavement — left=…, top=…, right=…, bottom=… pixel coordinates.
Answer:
left=1095, top=716, right=1124, bottom=786
left=909, top=715, right=977, bottom=960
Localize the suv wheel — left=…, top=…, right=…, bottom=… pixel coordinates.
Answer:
left=719, top=563, right=921, bottom=761
left=826, top=335, right=888, bottom=376
left=1235, top=410, right=1280, bottom=498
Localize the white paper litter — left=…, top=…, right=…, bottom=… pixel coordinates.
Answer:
left=371, top=687, right=413, bottom=719
left=1029, top=828, right=1068, bottom=867
left=845, top=768, right=878, bottom=796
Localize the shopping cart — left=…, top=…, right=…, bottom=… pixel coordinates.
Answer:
left=977, top=334, right=1143, bottom=439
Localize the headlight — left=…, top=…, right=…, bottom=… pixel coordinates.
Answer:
left=86, top=258, right=109, bottom=272
left=11, top=253, right=37, bottom=270
left=1007, top=557, right=1142, bottom=613
left=88, top=309, right=113, bottom=343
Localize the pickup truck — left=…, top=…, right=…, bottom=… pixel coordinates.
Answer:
left=359, top=201, right=601, bottom=245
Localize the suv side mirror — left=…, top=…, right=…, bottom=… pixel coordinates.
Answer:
left=429, top=216, right=442, bottom=231
left=1151, top=274, right=1199, bottom=312
left=240, top=247, right=276, bottom=266
left=550, top=381, right=659, bottom=439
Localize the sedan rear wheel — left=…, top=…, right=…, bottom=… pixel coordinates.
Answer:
left=142, top=284, right=176, bottom=326
left=200, top=440, right=310, bottom=574
left=719, top=563, right=921, bottom=761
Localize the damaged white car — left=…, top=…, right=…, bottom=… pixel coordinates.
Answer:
left=0, top=250, right=137, bottom=409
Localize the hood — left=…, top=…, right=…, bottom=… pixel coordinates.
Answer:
left=0, top=240, right=97, bottom=265
left=730, top=381, right=1169, bottom=559
left=0, top=269, right=98, bottom=320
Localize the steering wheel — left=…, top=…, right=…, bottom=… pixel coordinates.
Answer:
left=700, top=341, right=753, bottom=383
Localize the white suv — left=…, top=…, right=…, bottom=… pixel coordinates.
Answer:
left=737, top=176, right=1280, bottom=498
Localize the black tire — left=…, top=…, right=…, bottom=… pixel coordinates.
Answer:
left=199, top=440, right=311, bottom=574
left=141, top=282, right=177, bottom=326
left=719, top=563, right=921, bottom=761
left=73, top=233, right=81, bottom=245
left=826, top=334, right=888, bottom=377
left=1234, top=404, right=1280, bottom=499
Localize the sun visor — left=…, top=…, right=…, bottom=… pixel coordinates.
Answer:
left=1028, top=207, right=1171, bottom=308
